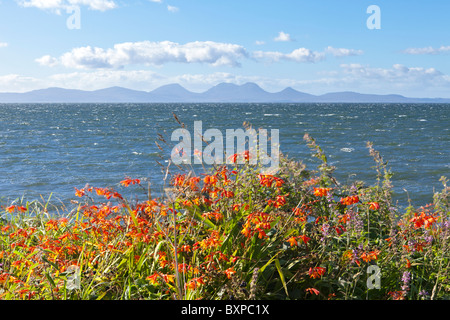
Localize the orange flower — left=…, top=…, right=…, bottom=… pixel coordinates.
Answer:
left=406, top=259, right=411, bottom=269
left=120, top=178, right=140, bottom=187
left=189, top=176, right=201, bottom=191
left=74, top=188, right=85, bottom=197
left=369, top=202, right=380, bottom=210
left=186, top=277, right=205, bottom=290
left=186, top=280, right=197, bottom=290
left=225, top=268, right=236, bottom=279
left=360, top=250, right=380, bottom=262
left=16, top=206, right=27, bottom=213
left=162, top=274, right=175, bottom=284
left=243, top=150, right=251, bottom=162
left=221, top=190, right=234, bottom=198
left=388, top=291, right=405, bottom=300
left=228, top=153, right=238, bottom=163
left=0, top=273, right=9, bottom=284
left=305, top=287, right=320, bottom=296
left=258, top=174, right=285, bottom=188
left=173, top=174, right=185, bottom=187
left=146, top=273, right=159, bottom=285
left=313, top=187, right=332, bottom=197
left=409, top=212, right=436, bottom=229
left=414, top=242, right=425, bottom=252
left=287, top=236, right=298, bottom=247
left=298, top=234, right=311, bottom=244
left=180, top=245, right=191, bottom=253
left=303, top=177, right=320, bottom=186
left=268, top=194, right=288, bottom=208
left=339, top=213, right=351, bottom=224
left=203, top=175, right=218, bottom=186
left=308, top=266, right=326, bottom=279
left=340, top=195, right=359, bottom=206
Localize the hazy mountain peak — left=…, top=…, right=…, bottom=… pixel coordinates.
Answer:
left=0, top=83, right=449, bottom=103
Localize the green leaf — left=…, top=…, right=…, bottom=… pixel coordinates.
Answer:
left=275, top=258, right=289, bottom=298
left=45, top=272, right=56, bottom=289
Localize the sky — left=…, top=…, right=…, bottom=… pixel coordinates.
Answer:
left=0, top=0, right=450, bottom=97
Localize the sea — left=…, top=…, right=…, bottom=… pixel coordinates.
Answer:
left=0, top=103, right=448, bottom=212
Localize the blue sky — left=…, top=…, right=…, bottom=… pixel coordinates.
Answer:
left=0, top=0, right=449, bottom=97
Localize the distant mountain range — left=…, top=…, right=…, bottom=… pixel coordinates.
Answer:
left=1, top=82, right=449, bottom=103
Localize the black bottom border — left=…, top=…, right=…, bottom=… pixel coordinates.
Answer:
left=1, top=300, right=446, bottom=318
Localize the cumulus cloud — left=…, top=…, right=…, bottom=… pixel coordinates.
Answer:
left=35, top=55, right=59, bottom=67
left=253, top=48, right=325, bottom=63
left=325, top=46, right=364, bottom=57
left=403, top=45, right=450, bottom=55
left=37, top=41, right=366, bottom=70
left=36, top=41, right=249, bottom=69
left=167, top=5, right=179, bottom=12
left=16, top=0, right=117, bottom=12
left=253, top=45, right=363, bottom=64
left=274, top=31, right=292, bottom=42
left=48, top=70, right=164, bottom=91
left=340, top=63, right=443, bottom=82
left=0, top=74, right=45, bottom=93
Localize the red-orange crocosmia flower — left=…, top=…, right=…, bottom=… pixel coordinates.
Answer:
left=369, top=202, right=380, bottom=210
left=340, top=195, right=359, bottom=206
left=313, top=187, right=332, bottom=197
left=74, top=188, right=85, bottom=197
left=298, top=234, right=311, bottom=244
left=16, top=206, right=27, bottom=213
left=305, top=288, right=320, bottom=296
left=409, top=211, right=436, bottom=229
left=268, top=194, right=288, bottom=208
left=228, top=153, right=238, bottom=163
left=225, top=268, right=236, bottom=279
left=406, top=259, right=411, bottom=269
left=287, top=236, right=298, bottom=247
left=120, top=178, right=140, bottom=187
left=146, top=273, right=159, bottom=285
left=308, top=267, right=326, bottom=279
left=360, top=250, right=380, bottom=263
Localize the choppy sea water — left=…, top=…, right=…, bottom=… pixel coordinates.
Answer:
left=0, top=103, right=448, bottom=210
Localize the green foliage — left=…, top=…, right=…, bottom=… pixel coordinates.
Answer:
left=0, top=135, right=448, bottom=300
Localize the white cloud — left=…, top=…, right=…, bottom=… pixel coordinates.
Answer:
left=0, top=74, right=45, bottom=93
left=167, top=5, right=179, bottom=12
left=37, top=41, right=366, bottom=70
left=403, top=45, right=450, bottom=55
left=339, top=63, right=443, bottom=82
left=35, top=55, right=59, bottom=67
left=0, top=42, right=8, bottom=48
left=325, top=46, right=364, bottom=57
left=253, top=46, right=362, bottom=64
left=274, top=31, right=292, bottom=42
left=255, top=41, right=265, bottom=46
left=37, top=41, right=249, bottom=69
left=48, top=70, right=164, bottom=91
left=16, top=0, right=117, bottom=12
left=253, top=48, right=325, bottom=63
